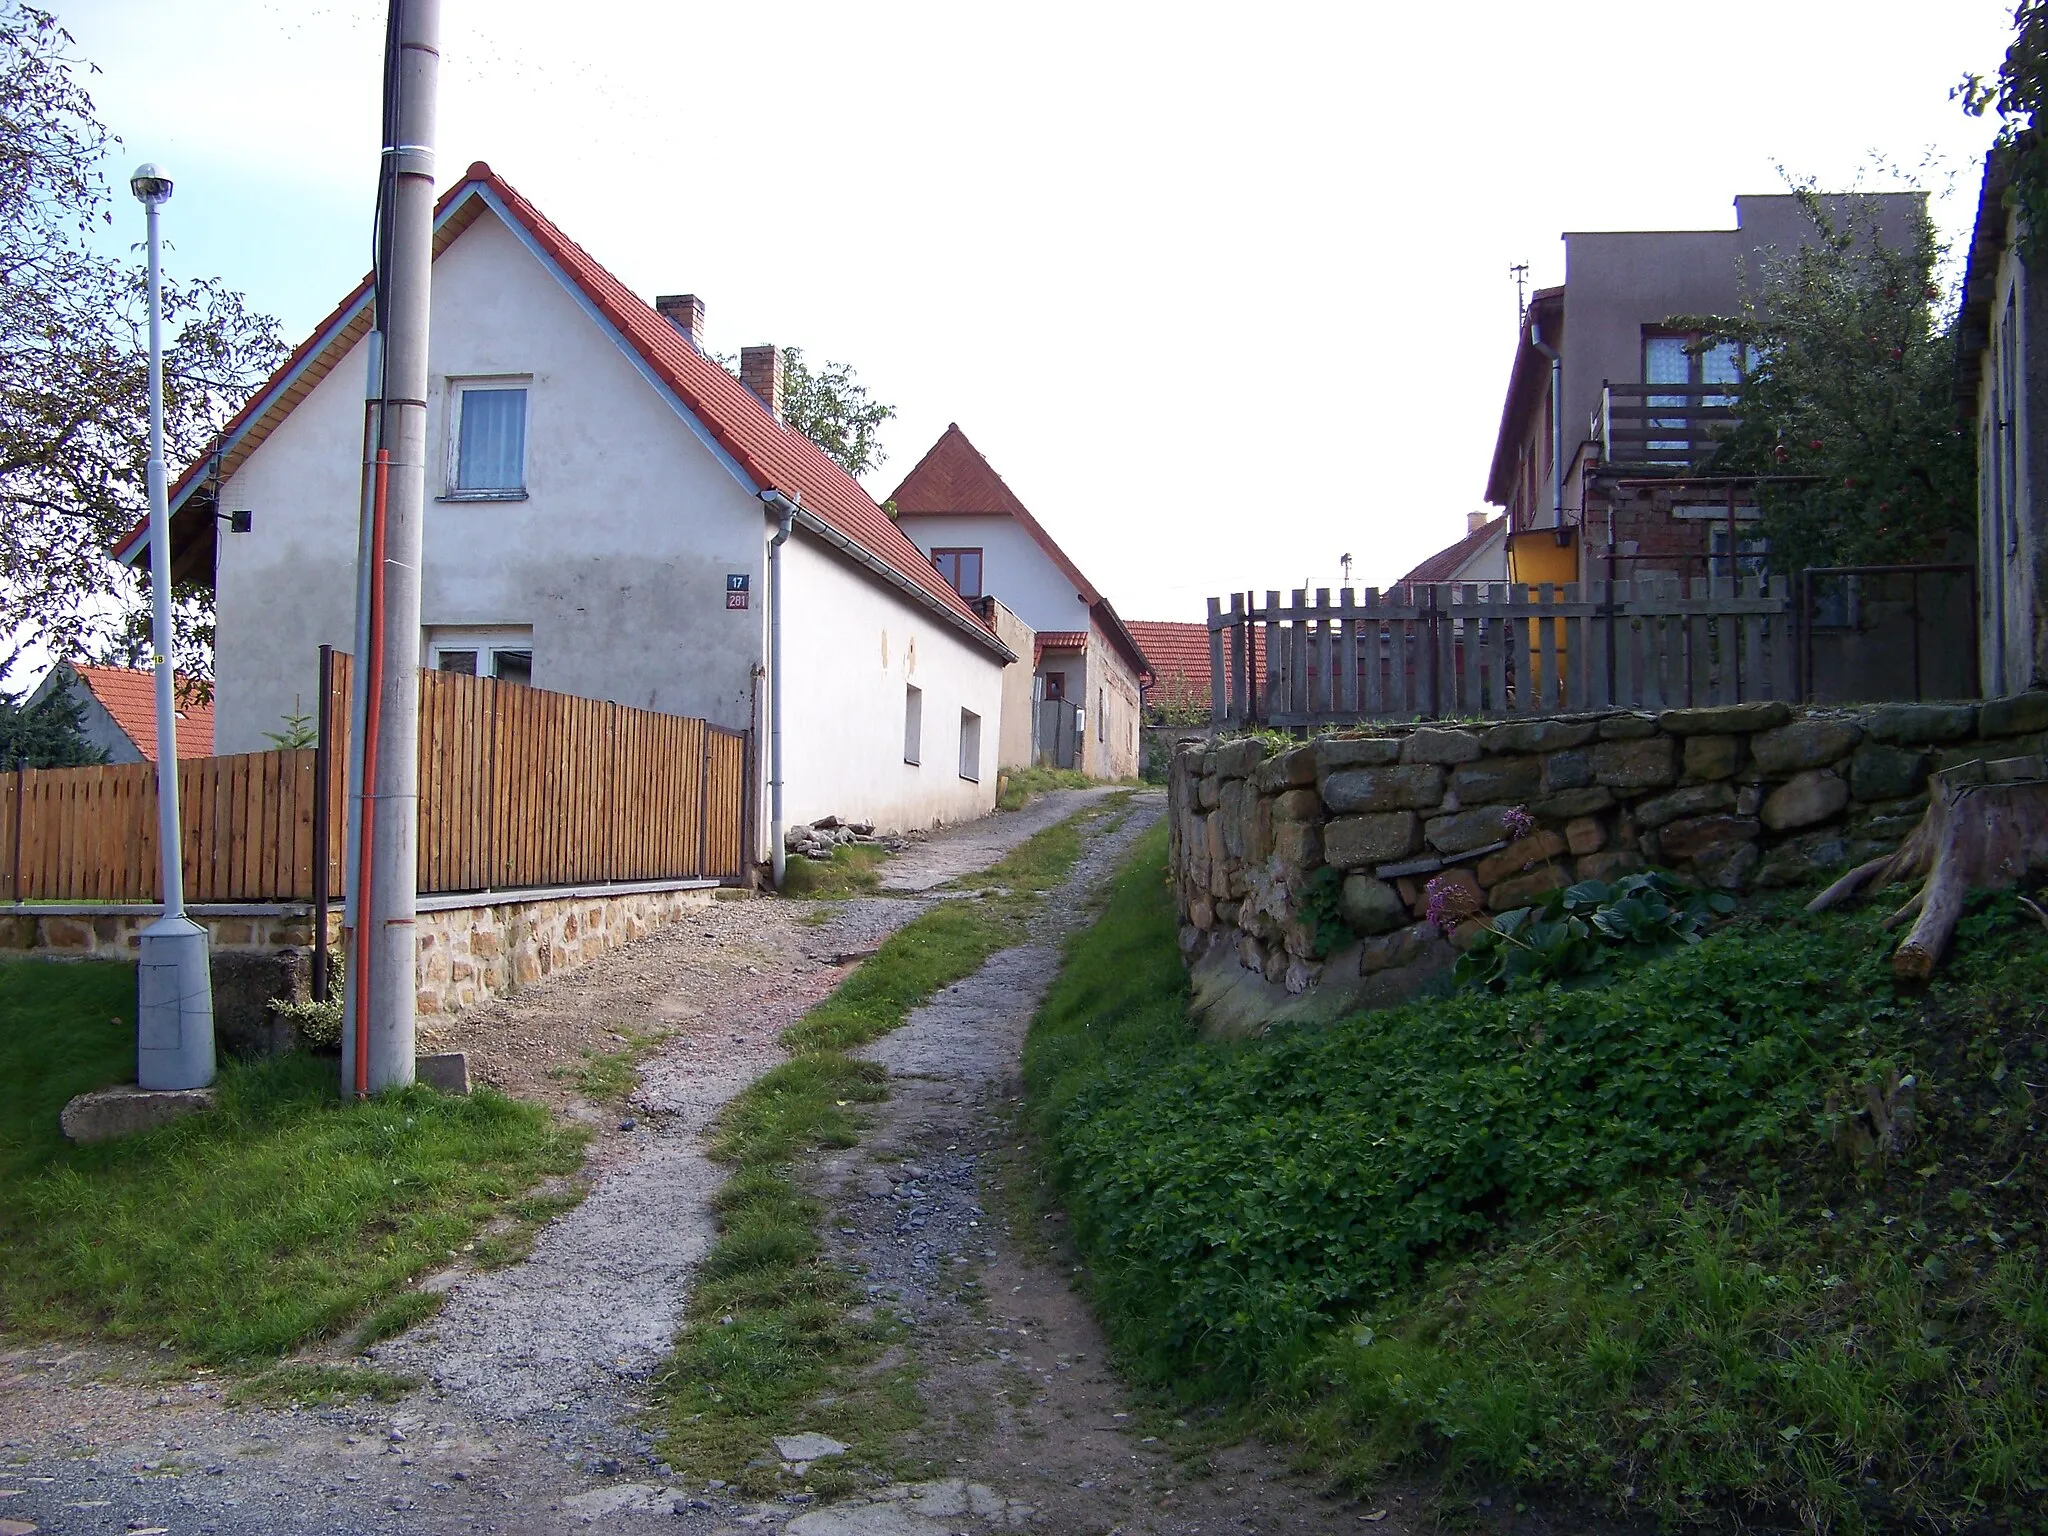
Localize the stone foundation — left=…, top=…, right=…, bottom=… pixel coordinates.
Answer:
left=2, top=880, right=722, bottom=1021
left=1169, top=692, right=2048, bottom=1032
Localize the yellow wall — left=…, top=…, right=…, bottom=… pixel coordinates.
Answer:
left=1506, top=530, right=1578, bottom=700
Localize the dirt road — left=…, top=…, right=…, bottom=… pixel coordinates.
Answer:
left=0, top=789, right=1404, bottom=1536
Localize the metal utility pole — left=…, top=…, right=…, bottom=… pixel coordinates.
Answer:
left=131, top=161, right=216, bottom=1092
left=343, top=0, right=438, bottom=1095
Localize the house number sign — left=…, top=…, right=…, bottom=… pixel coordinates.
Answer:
left=726, top=573, right=750, bottom=610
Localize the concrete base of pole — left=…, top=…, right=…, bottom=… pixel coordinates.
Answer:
left=136, top=914, right=217, bottom=1090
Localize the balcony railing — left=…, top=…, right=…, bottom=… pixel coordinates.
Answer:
left=1593, top=381, right=1741, bottom=472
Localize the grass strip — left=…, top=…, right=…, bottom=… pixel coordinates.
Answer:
left=1023, top=824, right=2048, bottom=1532
left=779, top=842, right=894, bottom=900
left=654, top=796, right=1131, bottom=1492
left=0, top=958, right=588, bottom=1365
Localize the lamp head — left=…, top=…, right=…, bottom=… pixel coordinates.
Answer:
left=129, top=163, right=173, bottom=206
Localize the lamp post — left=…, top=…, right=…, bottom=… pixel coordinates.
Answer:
left=131, top=162, right=216, bottom=1091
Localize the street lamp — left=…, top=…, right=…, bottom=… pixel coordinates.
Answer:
left=131, top=161, right=216, bottom=1091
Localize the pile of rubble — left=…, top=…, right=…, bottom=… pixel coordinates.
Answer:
left=784, top=814, right=916, bottom=862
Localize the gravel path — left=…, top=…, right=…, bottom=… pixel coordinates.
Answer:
left=0, top=787, right=1416, bottom=1536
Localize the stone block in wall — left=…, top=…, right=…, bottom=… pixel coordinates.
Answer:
left=1736, top=784, right=1763, bottom=816
left=43, top=918, right=93, bottom=949
left=1862, top=702, right=1978, bottom=743
left=1658, top=814, right=1760, bottom=863
left=1273, top=819, right=1321, bottom=871
left=1205, top=814, right=1230, bottom=898
left=0, top=914, right=37, bottom=950
left=1200, top=747, right=1220, bottom=776
left=1598, top=713, right=1659, bottom=740
left=1215, top=739, right=1267, bottom=779
left=1635, top=782, right=1736, bottom=829
left=1360, top=920, right=1437, bottom=974
left=1657, top=700, right=1792, bottom=734
left=1253, top=746, right=1319, bottom=793
left=1750, top=718, right=1863, bottom=774
left=1761, top=769, right=1849, bottom=832
left=1322, top=764, right=1444, bottom=813
left=1316, top=737, right=1402, bottom=776
left=1489, top=865, right=1568, bottom=909
left=1565, top=816, right=1606, bottom=855
left=1682, top=734, right=1741, bottom=782
left=1756, top=830, right=1852, bottom=888
left=1400, top=728, right=1484, bottom=765
left=1219, top=779, right=1256, bottom=859
left=1215, top=899, right=1241, bottom=925
left=1856, top=796, right=1928, bottom=841
left=1189, top=895, right=1215, bottom=930
left=1476, top=831, right=1567, bottom=887
left=1542, top=749, right=1594, bottom=792
left=1577, top=850, right=1645, bottom=881
left=1481, top=718, right=1599, bottom=754
left=1849, top=744, right=1930, bottom=803
left=1425, top=804, right=1517, bottom=855
left=1980, top=691, right=2048, bottom=737
left=1262, top=944, right=1289, bottom=984
left=1693, top=840, right=1760, bottom=891
left=1339, top=875, right=1409, bottom=935
left=1271, top=787, right=1321, bottom=822
left=1197, top=775, right=1221, bottom=810
left=1533, top=786, right=1614, bottom=819
left=210, top=949, right=313, bottom=1060
left=1451, top=757, right=1543, bottom=806
left=1590, top=737, right=1677, bottom=790
left=1325, top=812, right=1421, bottom=868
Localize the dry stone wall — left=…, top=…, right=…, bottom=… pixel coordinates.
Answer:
left=1168, top=692, right=2048, bottom=1031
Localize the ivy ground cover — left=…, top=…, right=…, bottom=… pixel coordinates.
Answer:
left=1025, top=823, right=2048, bottom=1531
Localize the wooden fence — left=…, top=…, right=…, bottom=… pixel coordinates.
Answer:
left=2, top=655, right=750, bottom=904
left=3, top=751, right=321, bottom=903
left=1207, top=576, right=1796, bottom=729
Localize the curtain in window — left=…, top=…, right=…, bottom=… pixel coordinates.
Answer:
left=458, top=388, right=527, bottom=491
left=1642, top=335, right=1690, bottom=452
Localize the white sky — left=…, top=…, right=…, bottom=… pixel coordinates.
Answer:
left=57, top=0, right=2015, bottom=626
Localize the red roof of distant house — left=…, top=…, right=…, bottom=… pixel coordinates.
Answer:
left=114, top=164, right=1007, bottom=658
left=1399, top=515, right=1507, bottom=585
left=1125, top=620, right=1266, bottom=704
left=70, top=665, right=214, bottom=761
left=1033, top=631, right=1088, bottom=667
left=889, top=425, right=1150, bottom=677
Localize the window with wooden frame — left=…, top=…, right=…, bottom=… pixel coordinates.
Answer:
left=958, top=709, right=981, bottom=782
left=929, top=548, right=983, bottom=599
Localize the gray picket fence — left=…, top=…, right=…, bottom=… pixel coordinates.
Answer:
left=1205, top=576, right=1795, bottom=728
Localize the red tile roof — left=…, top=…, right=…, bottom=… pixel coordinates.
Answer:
left=889, top=425, right=1150, bottom=678
left=1032, top=631, right=1088, bottom=667
left=1399, top=515, right=1507, bottom=585
left=1126, top=620, right=1264, bottom=705
left=117, top=164, right=1007, bottom=658
left=70, top=665, right=214, bottom=761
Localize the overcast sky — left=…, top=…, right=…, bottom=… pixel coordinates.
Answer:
left=59, top=0, right=2015, bottom=624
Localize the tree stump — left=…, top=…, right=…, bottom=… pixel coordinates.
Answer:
left=1807, top=755, right=2048, bottom=979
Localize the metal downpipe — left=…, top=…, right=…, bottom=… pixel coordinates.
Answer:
left=762, top=490, right=799, bottom=889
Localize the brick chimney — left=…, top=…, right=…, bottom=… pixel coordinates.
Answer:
left=655, top=293, right=706, bottom=352
left=1467, top=510, right=1491, bottom=534
left=741, top=344, right=784, bottom=422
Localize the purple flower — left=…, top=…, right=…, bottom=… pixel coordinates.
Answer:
left=1424, top=874, right=1479, bottom=933
left=1503, top=805, right=1536, bottom=842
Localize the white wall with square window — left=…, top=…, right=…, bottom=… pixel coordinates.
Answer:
left=427, top=625, right=534, bottom=686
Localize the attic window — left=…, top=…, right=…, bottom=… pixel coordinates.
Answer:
left=447, top=382, right=529, bottom=499
left=930, top=548, right=982, bottom=600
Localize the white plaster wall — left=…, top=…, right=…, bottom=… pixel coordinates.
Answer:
left=777, top=533, right=1004, bottom=832
left=892, top=512, right=1094, bottom=635
left=212, top=207, right=768, bottom=753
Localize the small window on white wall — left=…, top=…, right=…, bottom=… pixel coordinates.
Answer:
left=447, top=381, right=529, bottom=498
left=958, top=709, right=981, bottom=782
left=904, top=684, right=922, bottom=765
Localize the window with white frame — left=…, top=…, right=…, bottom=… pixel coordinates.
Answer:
left=428, top=625, right=534, bottom=685
left=958, top=708, right=981, bottom=782
left=447, top=380, right=529, bottom=498
left=903, top=684, right=923, bottom=765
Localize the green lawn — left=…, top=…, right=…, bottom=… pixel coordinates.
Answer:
left=0, top=958, right=586, bottom=1364
left=1025, top=825, right=2048, bottom=1532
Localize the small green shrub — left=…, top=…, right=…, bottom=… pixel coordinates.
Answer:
left=1449, top=871, right=1734, bottom=991
left=268, top=957, right=343, bottom=1048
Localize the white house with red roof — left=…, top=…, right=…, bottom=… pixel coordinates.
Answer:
left=887, top=425, right=1149, bottom=779
left=117, top=163, right=1014, bottom=843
